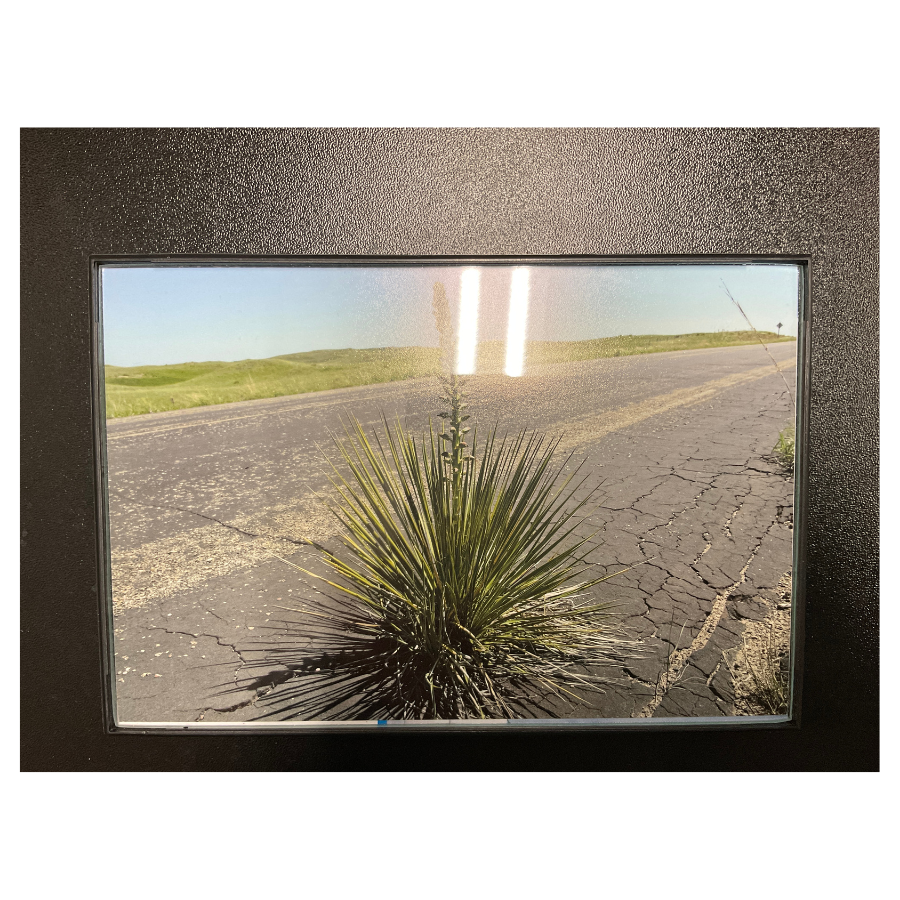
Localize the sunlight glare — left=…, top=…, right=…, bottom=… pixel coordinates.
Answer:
left=505, top=267, right=530, bottom=377
left=456, top=268, right=480, bottom=374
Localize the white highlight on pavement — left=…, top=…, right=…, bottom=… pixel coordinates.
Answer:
left=505, top=267, right=530, bottom=377
left=456, top=268, right=480, bottom=375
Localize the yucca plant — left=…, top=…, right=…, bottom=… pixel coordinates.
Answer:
left=258, top=414, right=636, bottom=719
left=253, top=281, right=637, bottom=720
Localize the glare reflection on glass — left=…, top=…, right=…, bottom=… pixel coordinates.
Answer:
left=505, top=267, right=530, bottom=377
left=456, top=268, right=480, bottom=374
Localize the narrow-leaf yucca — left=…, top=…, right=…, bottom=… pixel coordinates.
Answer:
left=257, top=413, right=637, bottom=720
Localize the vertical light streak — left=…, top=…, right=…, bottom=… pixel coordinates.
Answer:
left=504, top=267, right=530, bottom=377
left=456, top=268, right=480, bottom=374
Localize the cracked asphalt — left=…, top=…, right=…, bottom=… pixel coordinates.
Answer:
left=106, top=342, right=797, bottom=723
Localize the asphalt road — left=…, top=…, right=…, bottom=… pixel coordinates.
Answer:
left=107, top=341, right=798, bottom=724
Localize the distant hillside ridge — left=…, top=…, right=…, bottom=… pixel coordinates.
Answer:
left=104, top=331, right=795, bottom=418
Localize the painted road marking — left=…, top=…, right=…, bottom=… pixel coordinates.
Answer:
left=555, top=359, right=796, bottom=451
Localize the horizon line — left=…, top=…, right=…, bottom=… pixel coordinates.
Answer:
left=104, top=330, right=797, bottom=370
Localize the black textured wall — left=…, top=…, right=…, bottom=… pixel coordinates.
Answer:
left=20, top=128, right=878, bottom=770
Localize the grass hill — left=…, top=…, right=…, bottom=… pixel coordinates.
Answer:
left=104, top=330, right=794, bottom=418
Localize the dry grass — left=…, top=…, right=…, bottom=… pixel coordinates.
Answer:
left=724, top=576, right=792, bottom=715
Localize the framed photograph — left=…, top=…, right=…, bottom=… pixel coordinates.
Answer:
left=21, top=128, right=878, bottom=768
left=97, top=257, right=807, bottom=730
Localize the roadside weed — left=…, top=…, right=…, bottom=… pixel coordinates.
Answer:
left=773, top=426, right=795, bottom=474
left=724, top=611, right=790, bottom=715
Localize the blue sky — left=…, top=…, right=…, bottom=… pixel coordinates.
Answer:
left=101, top=263, right=800, bottom=367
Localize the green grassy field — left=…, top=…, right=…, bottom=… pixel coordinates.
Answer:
left=104, top=331, right=795, bottom=418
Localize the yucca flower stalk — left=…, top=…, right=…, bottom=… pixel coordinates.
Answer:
left=432, top=280, right=472, bottom=505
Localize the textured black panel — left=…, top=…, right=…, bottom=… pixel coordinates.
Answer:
left=20, top=128, right=878, bottom=770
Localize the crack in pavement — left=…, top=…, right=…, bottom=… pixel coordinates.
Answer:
left=119, top=495, right=313, bottom=546
left=147, top=624, right=250, bottom=663
left=635, top=517, right=775, bottom=718
left=145, top=623, right=264, bottom=717
left=109, top=493, right=338, bottom=610
left=194, top=697, right=256, bottom=720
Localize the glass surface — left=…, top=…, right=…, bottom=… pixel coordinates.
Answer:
left=100, top=262, right=801, bottom=725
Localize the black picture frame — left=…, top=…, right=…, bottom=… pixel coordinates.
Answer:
left=20, top=127, right=879, bottom=770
